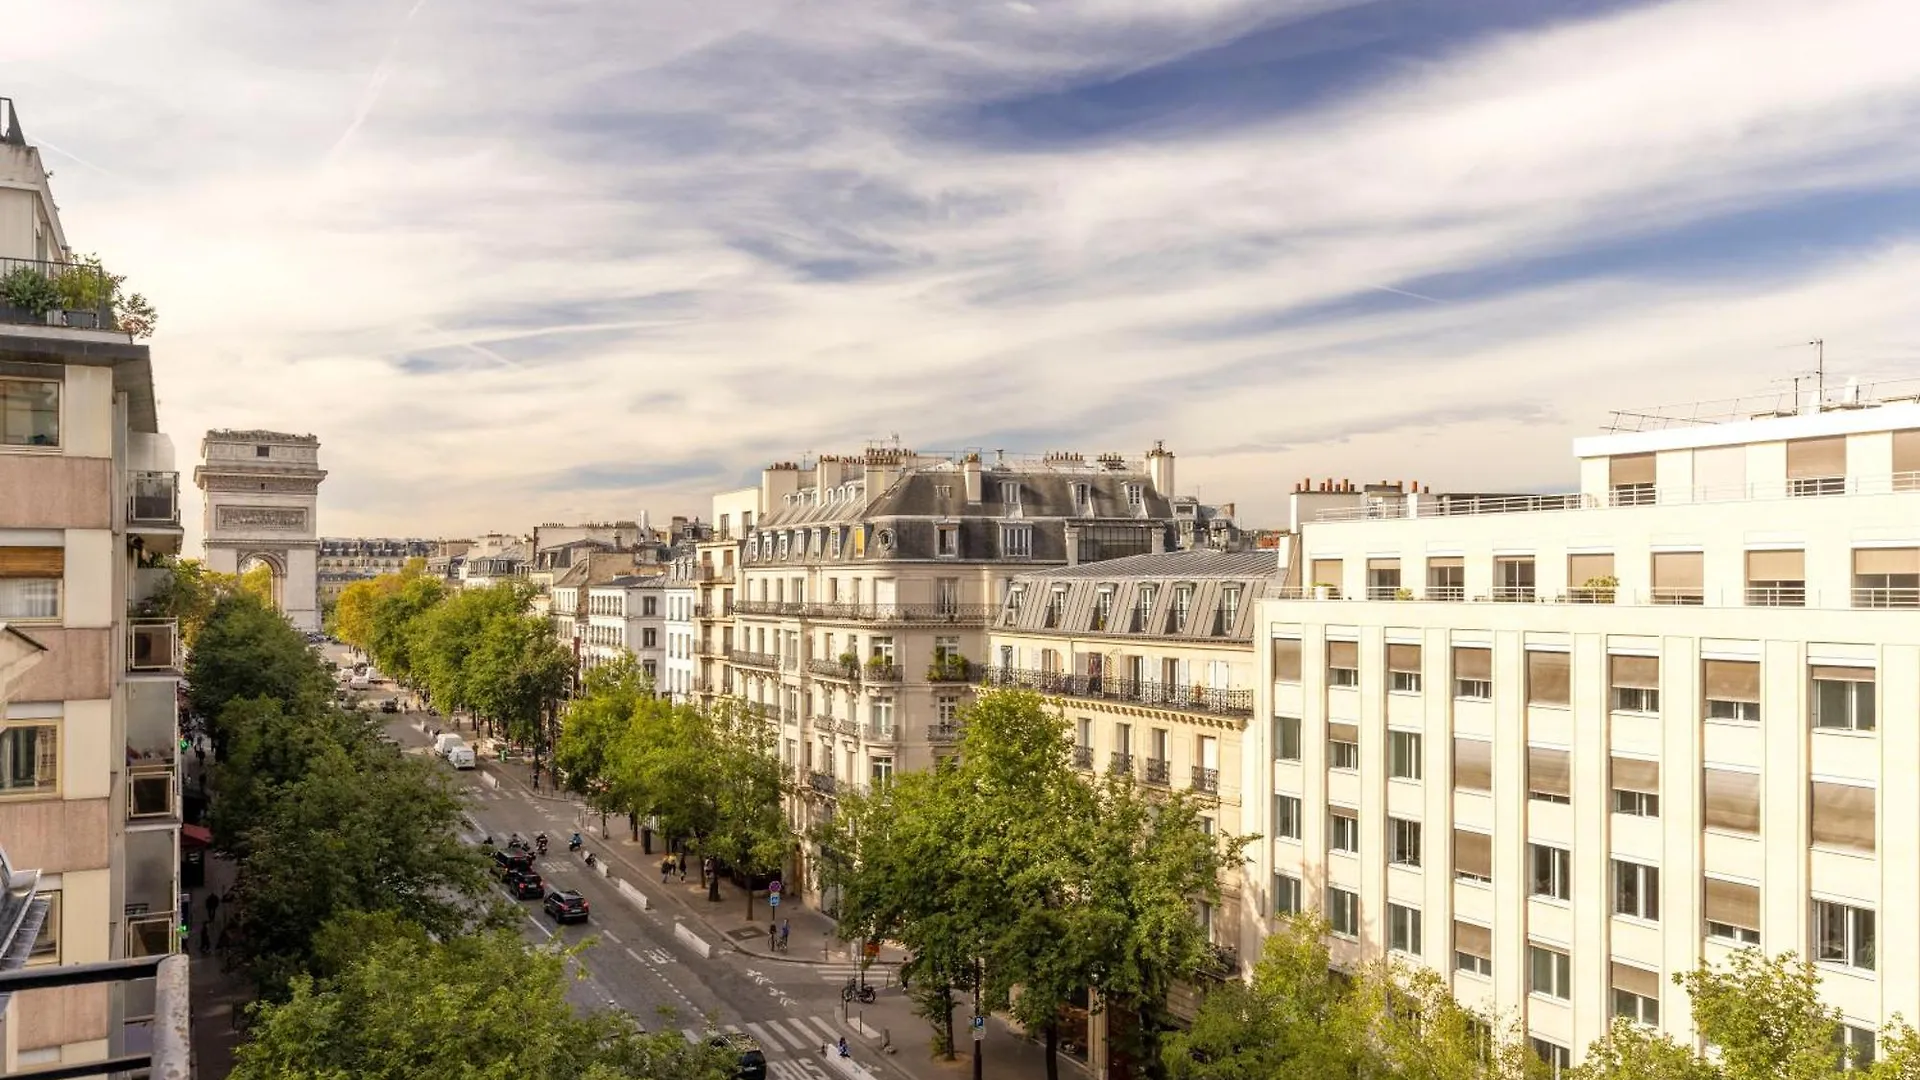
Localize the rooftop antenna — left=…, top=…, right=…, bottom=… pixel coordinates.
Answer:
left=1810, top=338, right=1826, bottom=411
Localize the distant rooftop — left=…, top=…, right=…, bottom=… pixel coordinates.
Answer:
left=1025, top=549, right=1280, bottom=580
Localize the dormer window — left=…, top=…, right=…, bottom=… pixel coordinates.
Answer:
left=937, top=525, right=959, bottom=558
left=1046, top=586, right=1068, bottom=628
left=1125, top=483, right=1143, bottom=507
left=1005, top=584, right=1026, bottom=623
left=1173, top=584, right=1194, bottom=631
left=1135, top=584, right=1157, bottom=631
left=778, top=533, right=790, bottom=559
left=1002, top=524, right=1032, bottom=559
left=1221, top=585, right=1242, bottom=628
left=1000, top=481, right=1021, bottom=508
left=1073, top=483, right=1092, bottom=513
left=1092, top=587, right=1114, bottom=632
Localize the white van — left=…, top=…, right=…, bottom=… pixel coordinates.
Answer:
left=348, top=672, right=371, bottom=690
left=446, top=745, right=476, bottom=770
left=432, top=733, right=466, bottom=758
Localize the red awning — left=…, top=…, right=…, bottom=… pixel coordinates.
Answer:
left=181, top=825, right=213, bottom=849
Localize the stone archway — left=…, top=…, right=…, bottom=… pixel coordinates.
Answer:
left=194, top=430, right=327, bottom=631
left=235, top=550, right=289, bottom=611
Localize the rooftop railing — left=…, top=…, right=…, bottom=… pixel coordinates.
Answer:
left=1271, top=584, right=1920, bottom=611
left=1316, top=472, right=1920, bottom=523
left=977, top=666, right=1255, bottom=717
left=0, top=255, right=115, bottom=332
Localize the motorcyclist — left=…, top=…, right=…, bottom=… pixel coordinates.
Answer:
left=569, top=832, right=583, bottom=851
left=535, top=832, right=549, bottom=854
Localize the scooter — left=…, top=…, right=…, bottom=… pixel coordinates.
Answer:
left=568, top=833, right=583, bottom=853
left=535, top=833, right=549, bottom=856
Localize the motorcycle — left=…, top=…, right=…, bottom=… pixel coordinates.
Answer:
left=568, top=833, right=583, bottom=852
left=842, top=976, right=877, bottom=1005
left=535, top=833, right=549, bottom=855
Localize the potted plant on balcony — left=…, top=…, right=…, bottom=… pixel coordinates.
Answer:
left=1311, top=581, right=1337, bottom=600
left=837, top=650, right=859, bottom=674
left=54, top=256, right=115, bottom=329
left=926, top=653, right=970, bottom=681
left=1573, top=575, right=1618, bottom=604
left=0, top=265, right=59, bottom=323
left=864, top=654, right=894, bottom=679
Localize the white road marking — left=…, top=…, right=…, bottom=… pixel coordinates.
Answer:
left=745, top=1020, right=800, bottom=1051
left=770, top=1062, right=830, bottom=1080
left=525, top=914, right=553, bottom=940
left=798, top=1016, right=839, bottom=1042
left=625, top=947, right=643, bottom=963
left=602, top=930, right=620, bottom=944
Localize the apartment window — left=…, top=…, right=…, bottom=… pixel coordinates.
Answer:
left=1746, top=549, right=1806, bottom=606
left=1609, top=453, right=1655, bottom=504
left=1651, top=551, right=1704, bottom=605
left=1387, top=643, right=1421, bottom=692
left=1530, top=844, right=1571, bottom=901
left=935, top=695, right=959, bottom=725
left=0, top=722, right=59, bottom=795
left=1811, top=666, right=1875, bottom=731
left=1272, top=638, right=1302, bottom=682
left=1327, top=887, right=1359, bottom=937
left=642, top=628, right=657, bottom=649
left=1705, top=877, right=1761, bottom=945
left=644, top=595, right=658, bottom=616
left=1091, top=587, right=1113, bottom=631
left=1273, top=794, right=1302, bottom=841
left=0, top=546, right=62, bottom=620
left=1494, top=556, right=1535, bottom=601
left=1328, top=806, right=1359, bottom=855
left=1125, top=482, right=1144, bottom=507
left=1704, top=659, right=1761, bottom=722
left=1852, top=547, right=1919, bottom=608
left=1529, top=944, right=1572, bottom=1000
left=1838, top=1024, right=1877, bottom=1071
left=1427, top=557, right=1464, bottom=601
left=870, top=695, right=895, bottom=734
left=1326, top=640, right=1358, bottom=687
left=936, top=525, right=959, bottom=558
left=1004, top=583, right=1026, bottom=621
left=1220, top=585, right=1241, bottom=628
left=1387, top=904, right=1422, bottom=955
left=1454, top=829, right=1492, bottom=884
left=1310, top=558, right=1343, bottom=598
left=778, top=534, right=790, bottom=559
left=1388, top=731, right=1422, bottom=780
left=1389, top=817, right=1422, bottom=867
left=1455, top=921, right=1492, bottom=976
left=0, top=379, right=60, bottom=446
left=1272, top=873, right=1302, bottom=917
left=1532, top=1039, right=1572, bottom=1079
left=254, top=443, right=270, bottom=457
left=1172, top=585, right=1194, bottom=631
left=1703, top=768, right=1761, bottom=835
left=1612, top=963, right=1661, bottom=1026
left=1327, top=724, right=1359, bottom=770
left=26, top=890, right=58, bottom=965
left=1787, top=435, right=1846, bottom=496
left=1568, top=551, right=1617, bottom=602
left=1611, top=756, right=1660, bottom=817
left=1046, top=587, right=1067, bottom=628
left=1453, top=646, right=1491, bottom=699
left=1813, top=900, right=1875, bottom=971
left=1134, top=584, right=1157, bottom=631
left=1527, top=651, right=1570, bottom=707
left=998, top=480, right=1020, bottom=509
left=1811, top=781, right=1875, bottom=853
left=1453, top=737, right=1492, bottom=792
left=871, top=636, right=895, bottom=663
left=1610, top=655, right=1660, bottom=713
left=1272, top=715, right=1301, bottom=761
left=1528, top=746, right=1570, bottom=805
left=1613, top=860, right=1661, bottom=921
left=642, top=660, right=656, bottom=679
left=1366, top=558, right=1401, bottom=600
left=869, top=756, right=894, bottom=789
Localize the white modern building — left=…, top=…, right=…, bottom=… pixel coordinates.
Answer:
left=583, top=575, right=666, bottom=681
left=663, top=555, right=699, bottom=703
left=1252, top=386, right=1920, bottom=1072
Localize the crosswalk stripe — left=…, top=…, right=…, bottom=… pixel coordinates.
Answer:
left=743, top=1021, right=789, bottom=1051
left=799, top=1015, right=840, bottom=1042
left=770, top=1018, right=817, bottom=1049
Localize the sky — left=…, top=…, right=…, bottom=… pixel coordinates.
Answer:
left=11, top=0, right=1920, bottom=546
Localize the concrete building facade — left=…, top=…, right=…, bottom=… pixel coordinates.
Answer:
left=583, top=576, right=666, bottom=679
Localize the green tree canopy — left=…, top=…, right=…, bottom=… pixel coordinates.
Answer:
left=186, top=593, right=332, bottom=754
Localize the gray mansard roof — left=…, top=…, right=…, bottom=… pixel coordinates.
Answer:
left=999, top=551, right=1283, bottom=643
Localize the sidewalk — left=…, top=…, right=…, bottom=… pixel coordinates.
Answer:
left=183, top=763, right=253, bottom=1079
left=476, top=755, right=1090, bottom=1080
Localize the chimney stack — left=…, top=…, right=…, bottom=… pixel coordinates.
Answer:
left=962, top=453, right=983, bottom=504
left=1146, top=440, right=1176, bottom=497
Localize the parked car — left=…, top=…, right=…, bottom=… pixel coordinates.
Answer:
left=380, top=699, right=399, bottom=714
left=506, top=868, right=545, bottom=899
left=492, top=850, right=535, bottom=880
left=707, top=1032, right=768, bottom=1080
left=543, top=888, right=589, bottom=924
left=432, top=734, right=466, bottom=757
left=447, top=744, right=475, bottom=769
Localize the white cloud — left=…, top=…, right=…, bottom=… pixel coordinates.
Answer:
left=7, top=0, right=1920, bottom=547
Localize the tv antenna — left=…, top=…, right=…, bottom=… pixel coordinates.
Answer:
left=1809, top=338, right=1826, bottom=408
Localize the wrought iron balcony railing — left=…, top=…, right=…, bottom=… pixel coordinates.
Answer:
left=807, top=772, right=837, bottom=796
left=1191, top=766, right=1221, bottom=795
left=1143, top=758, right=1170, bottom=785
left=926, top=723, right=963, bottom=742
left=1071, top=745, right=1093, bottom=769
left=975, top=667, right=1254, bottom=717
left=863, top=661, right=902, bottom=682
left=809, top=658, right=860, bottom=680
left=1109, top=751, right=1134, bottom=775
left=806, top=603, right=996, bottom=624
left=0, top=254, right=116, bottom=331
left=727, top=648, right=780, bottom=670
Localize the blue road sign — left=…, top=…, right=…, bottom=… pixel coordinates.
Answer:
left=769, top=879, right=783, bottom=895
left=769, top=893, right=780, bottom=908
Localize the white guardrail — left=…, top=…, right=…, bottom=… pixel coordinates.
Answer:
left=673, top=919, right=713, bottom=958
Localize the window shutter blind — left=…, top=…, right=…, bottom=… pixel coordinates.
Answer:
left=1272, top=639, right=1302, bottom=681
left=0, top=547, right=63, bottom=577
left=1810, top=781, right=1876, bottom=852
left=1609, top=454, right=1656, bottom=486
left=1651, top=552, right=1703, bottom=588
left=1704, top=878, right=1760, bottom=931
left=1810, top=665, right=1875, bottom=683
left=1327, top=641, right=1358, bottom=669
left=1527, top=652, right=1570, bottom=705
left=1703, top=660, right=1760, bottom=702
left=1453, top=738, right=1492, bottom=790
left=1610, top=962, right=1661, bottom=999
left=1528, top=747, right=1570, bottom=799
left=1311, top=559, right=1342, bottom=586
left=1453, top=831, right=1492, bottom=880
left=1387, top=644, right=1421, bottom=673
left=1454, top=920, right=1492, bottom=959
left=1702, top=769, right=1759, bottom=833
left=1568, top=553, right=1615, bottom=584
left=1327, top=722, right=1360, bottom=744
left=1426, top=556, right=1464, bottom=570
left=1786, top=436, right=1846, bottom=478
left=1367, top=557, right=1400, bottom=572
left=1610, top=756, right=1659, bottom=794
left=1610, top=655, right=1660, bottom=689
left=1853, top=548, right=1920, bottom=575
left=1745, top=549, right=1804, bottom=579
left=1894, top=430, right=1920, bottom=475
left=1453, top=647, right=1491, bottom=680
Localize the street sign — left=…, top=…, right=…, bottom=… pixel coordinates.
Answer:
left=972, top=1016, right=985, bottom=1030
left=769, top=879, right=783, bottom=895
left=769, top=894, right=780, bottom=908
left=973, top=1029, right=985, bottom=1043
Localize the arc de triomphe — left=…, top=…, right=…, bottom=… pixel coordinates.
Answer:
left=193, top=430, right=327, bottom=631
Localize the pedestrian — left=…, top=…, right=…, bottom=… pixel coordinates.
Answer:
left=660, top=857, right=673, bottom=884
left=194, top=743, right=206, bottom=771
left=197, top=922, right=211, bottom=955
left=205, top=891, right=221, bottom=924
left=677, top=852, right=687, bottom=882
left=779, top=919, right=789, bottom=951
left=769, top=922, right=778, bottom=949
left=215, top=923, right=231, bottom=953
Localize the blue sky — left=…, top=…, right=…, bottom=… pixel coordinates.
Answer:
left=12, top=0, right=1920, bottom=540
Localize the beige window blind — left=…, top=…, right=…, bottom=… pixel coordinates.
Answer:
left=1453, top=738, right=1492, bottom=791
left=1786, top=436, right=1846, bottom=478
left=1895, top=430, right=1920, bottom=477
left=1703, top=660, right=1760, bottom=702
left=1745, top=549, right=1804, bottom=580
left=1272, top=639, right=1302, bottom=682
left=1427, top=556, right=1464, bottom=570
left=1453, top=831, right=1492, bottom=880
left=1810, top=664, right=1875, bottom=683
left=0, top=547, right=63, bottom=577
left=1810, top=781, right=1876, bottom=852
left=1311, top=559, right=1343, bottom=586
left=1611, top=655, right=1660, bottom=690
left=1704, top=878, right=1760, bottom=932
left=1611, top=756, right=1659, bottom=794
left=1453, top=646, right=1492, bottom=681
left=1527, top=652, right=1570, bottom=705
left=1610, top=962, right=1661, bottom=999
left=1651, top=551, right=1703, bottom=589
left=1328, top=722, right=1360, bottom=744
left=1609, top=453, right=1656, bottom=486
left=1454, top=920, right=1492, bottom=960
left=1327, top=641, right=1358, bottom=669
left=1528, top=747, right=1570, bottom=800
left=1367, top=557, right=1400, bottom=572
left=1852, top=548, right=1920, bottom=575
left=1568, top=552, right=1615, bottom=584
left=1387, top=643, right=1421, bottom=673
left=1703, top=769, right=1759, bottom=833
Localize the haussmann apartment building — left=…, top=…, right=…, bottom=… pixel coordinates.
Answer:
left=1252, top=384, right=1920, bottom=1074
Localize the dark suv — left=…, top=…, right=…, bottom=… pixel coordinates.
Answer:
left=707, top=1032, right=767, bottom=1080
left=543, top=889, right=589, bottom=924
left=492, top=849, right=534, bottom=880
left=506, top=868, right=544, bottom=899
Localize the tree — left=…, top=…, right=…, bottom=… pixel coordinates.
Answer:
left=1680, top=950, right=1846, bottom=1080
left=467, top=609, right=571, bottom=747
left=134, top=556, right=236, bottom=648
left=1572, top=1018, right=1721, bottom=1080
left=411, top=584, right=522, bottom=717
left=239, top=562, right=275, bottom=606
left=232, top=924, right=734, bottom=1080
left=554, top=656, right=653, bottom=814
left=1164, top=914, right=1367, bottom=1080
left=365, top=574, right=446, bottom=685
left=208, top=696, right=372, bottom=853
left=329, top=578, right=393, bottom=654
left=703, top=699, right=792, bottom=917
left=186, top=593, right=332, bottom=756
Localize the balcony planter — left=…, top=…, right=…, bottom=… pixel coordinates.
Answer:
left=926, top=654, right=971, bottom=682
left=61, top=308, right=100, bottom=329
left=1312, top=583, right=1335, bottom=600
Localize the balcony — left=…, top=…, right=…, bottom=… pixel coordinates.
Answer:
left=0, top=255, right=117, bottom=333
left=128, top=762, right=177, bottom=821
left=926, top=659, right=976, bottom=683
left=864, top=723, right=896, bottom=742
left=696, top=564, right=734, bottom=583
left=863, top=660, right=901, bottom=683
left=128, top=619, right=182, bottom=673
left=124, top=828, right=179, bottom=956
left=1143, top=758, right=1170, bottom=785
left=1196, top=943, right=1240, bottom=981
left=1191, top=766, right=1220, bottom=796
left=128, top=471, right=182, bottom=542
left=728, top=648, right=780, bottom=670
left=809, top=658, right=861, bottom=681
left=1275, top=584, right=1920, bottom=612
left=733, top=600, right=802, bottom=617
left=926, top=723, right=963, bottom=742
left=1746, top=583, right=1807, bottom=607
left=807, top=772, right=837, bottom=796
left=806, top=603, right=996, bottom=625
left=834, top=717, right=862, bottom=737
left=814, top=714, right=838, bottom=731
left=1109, top=751, right=1134, bottom=775
left=976, top=667, right=1254, bottom=718
left=1072, top=745, right=1093, bottom=770
left=1854, top=586, right=1920, bottom=609
left=695, top=637, right=723, bottom=658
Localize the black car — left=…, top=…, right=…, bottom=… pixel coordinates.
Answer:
left=507, top=868, right=544, bottom=899
left=491, top=849, right=534, bottom=880
left=543, top=888, right=589, bottom=924
left=380, top=699, right=399, bottom=714
left=707, top=1033, right=767, bottom=1080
